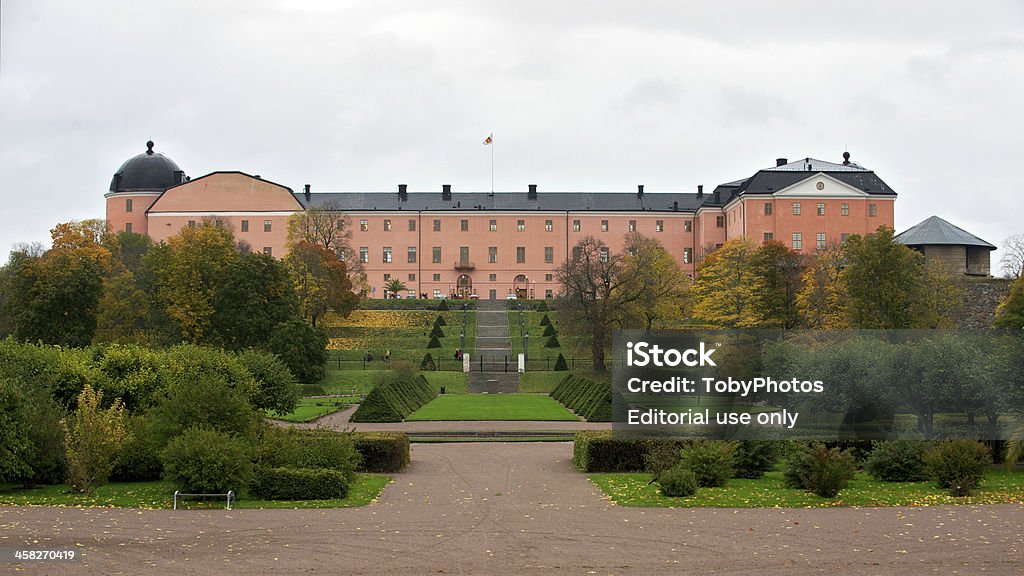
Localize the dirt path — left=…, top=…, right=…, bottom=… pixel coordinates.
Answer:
left=4, top=443, right=1023, bottom=575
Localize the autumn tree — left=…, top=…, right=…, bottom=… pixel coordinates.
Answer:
left=287, top=200, right=365, bottom=292
left=796, top=243, right=849, bottom=328
left=93, top=270, right=151, bottom=344
left=754, top=240, right=805, bottom=328
left=284, top=241, right=357, bottom=327
left=62, top=383, right=129, bottom=495
left=1000, top=234, right=1024, bottom=279
left=618, top=233, right=690, bottom=332
left=994, top=275, right=1024, bottom=329
left=690, top=238, right=767, bottom=327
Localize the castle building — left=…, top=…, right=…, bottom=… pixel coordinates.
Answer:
left=895, top=215, right=995, bottom=276
left=105, top=143, right=896, bottom=299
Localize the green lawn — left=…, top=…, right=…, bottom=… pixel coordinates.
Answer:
left=406, top=394, right=580, bottom=421
left=268, top=397, right=356, bottom=422
left=589, top=469, right=1024, bottom=508
left=421, top=371, right=469, bottom=394
left=519, top=371, right=571, bottom=393
left=0, top=475, right=391, bottom=509
left=318, top=370, right=380, bottom=395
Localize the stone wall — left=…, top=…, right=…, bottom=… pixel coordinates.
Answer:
left=954, top=277, right=1012, bottom=329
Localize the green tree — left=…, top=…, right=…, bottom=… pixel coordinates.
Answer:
left=385, top=278, right=408, bottom=298
left=284, top=241, right=357, bottom=327
left=62, top=383, right=129, bottom=494
left=618, top=233, right=690, bottom=332
left=754, top=240, right=805, bottom=328
left=268, top=318, right=330, bottom=383
left=236, top=349, right=300, bottom=414
left=691, top=238, right=766, bottom=327
left=93, top=270, right=151, bottom=344
left=796, top=242, right=848, bottom=328
left=994, top=275, right=1024, bottom=328
left=0, top=378, right=32, bottom=483
left=212, top=253, right=300, bottom=350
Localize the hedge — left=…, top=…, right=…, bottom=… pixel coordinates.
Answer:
left=249, top=467, right=349, bottom=500
left=550, top=374, right=611, bottom=422
left=254, top=427, right=360, bottom=484
left=353, top=432, right=410, bottom=472
left=349, top=375, right=437, bottom=422
left=573, top=431, right=648, bottom=472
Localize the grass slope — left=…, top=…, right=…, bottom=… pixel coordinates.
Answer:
left=406, top=394, right=579, bottom=421
left=268, top=397, right=356, bottom=423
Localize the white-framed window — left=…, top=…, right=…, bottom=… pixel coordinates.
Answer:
left=599, top=246, right=609, bottom=262
left=241, top=220, right=249, bottom=232
left=544, top=246, right=554, bottom=263
left=359, top=247, right=368, bottom=263
left=792, top=203, right=801, bottom=216
left=655, top=220, right=664, bottom=232
left=432, top=247, right=441, bottom=263
left=359, top=219, right=368, bottom=231
left=869, top=203, right=878, bottom=217
left=433, top=219, right=441, bottom=231
left=433, top=289, right=442, bottom=299
left=628, top=220, right=636, bottom=232
left=383, top=219, right=391, bottom=231
left=407, top=247, right=416, bottom=263
left=383, top=246, right=392, bottom=263
left=683, top=247, right=692, bottom=264
left=488, top=246, right=497, bottom=263
left=764, top=232, right=774, bottom=242
left=601, top=220, right=609, bottom=232
left=764, top=202, right=772, bottom=216
left=841, top=203, right=849, bottom=216
left=264, top=220, right=272, bottom=232
left=517, top=219, right=525, bottom=232
left=408, top=219, right=416, bottom=231
left=516, top=246, right=526, bottom=263
left=545, top=220, right=553, bottom=232
left=263, top=247, right=272, bottom=255
left=684, top=220, right=692, bottom=232
left=792, top=233, right=803, bottom=251
left=816, top=232, right=826, bottom=250
left=490, top=220, right=497, bottom=232
left=572, top=220, right=581, bottom=232
left=817, top=203, right=825, bottom=216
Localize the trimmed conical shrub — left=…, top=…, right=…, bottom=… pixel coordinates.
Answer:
left=420, top=353, right=436, bottom=371
left=544, top=335, right=560, bottom=348
left=429, top=325, right=445, bottom=339
left=542, top=324, right=557, bottom=337
left=437, top=299, right=449, bottom=311
left=539, top=314, right=551, bottom=326
left=536, top=301, right=549, bottom=312
left=554, top=353, right=568, bottom=371
left=434, top=315, right=447, bottom=327
left=427, top=335, right=442, bottom=349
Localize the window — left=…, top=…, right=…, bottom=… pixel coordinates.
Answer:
left=715, top=216, right=724, bottom=228
left=263, top=247, right=272, bottom=255
left=359, top=247, right=368, bottom=263
left=545, top=289, right=553, bottom=299
left=409, top=219, right=416, bottom=231
left=489, top=219, right=497, bottom=232
left=125, top=222, right=132, bottom=233
left=488, top=246, right=498, bottom=263
left=407, top=247, right=417, bottom=263
left=432, top=247, right=441, bottom=263
left=544, top=246, right=554, bottom=263
left=433, top=273, right=441, bottom=281
left=764, top=232, right=774, bottom=242
left=545, top=273, right=553, bottom=281
left=215, top=219, right=224, bottom=228
left=384, top=219, right=391, bottom=231
left=572, top=246, right=582, bottom=261
left=841, top=233, right=850, bottom=242
left=408, top=273, right=416, bottom=281
left=817, top=203, right=825, bottom=216
left=817, top=232, right=826, bottom=250
left=655, top=220, right=664, bottom=232
left=516, top=246, right=526, bottom=263
left=792, top=203, right=801, bottom=216
left=601, top=220, right=609, bottom=232
left=460, top=219, right=469, bottom=231
left=383, top=247, right=392, bottom=263
left=459, top=246, right=469, bottom=264
left=489, top=273, right=497, bottom=281
left=433, top=289, right=441, bottom=299
left=545, top=220, right=553, bottom=232
left=264, top=220, right=272, bottom=232
left=841, top=203, right=849, bottom=216
left=433, top=219, right=441, bottom=231
left=792, top=233, right=803, bottom=251
left=517, top=219, right=525, bottom=232
left=573, top=220, right=581, bottom=232
left=764, top=202, right=772, bottom=216
left=628, top=220, right=636, bottom=232
left=599, top=247, right=609, bottom=262
left=338, top=249, right=346, bottom=261
left=684, top=220, right=692, bottom=232
left=683, top=247, right=692, bottom=264
left=125, top=198, right=133, bottom=212
left=383, top=273, right=391, bottom=281
left=241, top=220, right=249, bottom=232
left=188, top=220, right=196, bottom=228
left=869, top=203, right=878, bottom=217
left=359, top=219, right=368, bottom=231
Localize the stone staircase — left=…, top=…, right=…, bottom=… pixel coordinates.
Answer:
left=468, top=300, right=520, bottom=393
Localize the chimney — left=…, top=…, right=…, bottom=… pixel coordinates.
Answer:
left=697, top=184, right=703, bottom=197
left=714, top=189, right=721, bottom=203
left=528, top=184, right=538, bottom=200
left=442, top=184, right=452, bottom=201
left=304, top=184, right=311, bottom=201
left=637, top=184, right=645, bottom=198
left=398, top=184, right=408, bottom=202
left=776, top=158, right=788, bottom=167
left=254, top=175, right=261, bottom=179
left=673, top=200, right=679, bottom=211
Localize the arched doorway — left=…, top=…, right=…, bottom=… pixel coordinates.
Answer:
left=457, top=274, right=473, bottom=298
left=513, top=274, right=528, bottom=299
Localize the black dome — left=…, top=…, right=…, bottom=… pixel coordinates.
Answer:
left=109, top=141, right=186, bottom=192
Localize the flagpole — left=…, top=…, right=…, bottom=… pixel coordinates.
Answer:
left=490, top=135, right=494, bottom=194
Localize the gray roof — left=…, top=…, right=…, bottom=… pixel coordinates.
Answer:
left=766, top=157, right=867, bottom=172
left=895, top=216, right=996, bottom=249
left=295, top=191, right=708, bottom=213
left=110, top=141, right=186, bottom=192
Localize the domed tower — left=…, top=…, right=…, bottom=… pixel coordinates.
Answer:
left=105, top=140, right=187, bottom=236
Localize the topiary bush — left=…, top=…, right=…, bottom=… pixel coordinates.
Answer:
left=544, top=335, right=560, bottom=348
left=732, top=440, right=782, bottom=479
left=249, top=467, right=348, bottom=500
left=864, top=440, right=931, bottom=482
left=658, top=464, right=698, bottom=497
left=161, top=427, right=253, bottom=494
left=437, top=299, right=449, bottom=311
left=429, top=325, right=445, bottom=339
left=644, top=440, right=686, bottom=482
left=679, top=440, right=736, bottom=487
left=923, top=440, right=992, bottom=496
left=433, top=315, right=447, bottom=327
left=420, top=353, right=436, bottom=371
left=542, top=324, right=557, bottom=337
left=572, top=431, right=648, bottom=472
left=553, top=353, right=568, bottom=371
left=427, top=335, right=442, bottom=349
left=783, top=442, right=855, bottom=498
left=539, top=314, right=551, bottom=326
left=353, top=432, right=410, bottom=472
left=254, top=427, right=360, bottom=484
left=536, top=301, right=549, bottom=312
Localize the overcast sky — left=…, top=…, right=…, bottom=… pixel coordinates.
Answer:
left=2, top=1, right=1022, bottom=271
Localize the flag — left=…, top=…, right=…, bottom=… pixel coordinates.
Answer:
left=483, top=133, right=493, bottom=145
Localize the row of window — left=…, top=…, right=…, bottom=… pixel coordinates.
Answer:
left=764, top=202, right=877, bottom=217
left=184, top=219, right=275, bottom=232
left=787, top=232, right=851, bottom=251
left=383, top=272, right=557, bottom=283
left=359, top=246, right=558, bottom=264
left=358, top=218, right=696, bottom=233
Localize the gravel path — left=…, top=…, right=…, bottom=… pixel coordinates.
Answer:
left=4, top=443, right=1022, bottom=575
left=289, top=403, right=610, bottom=432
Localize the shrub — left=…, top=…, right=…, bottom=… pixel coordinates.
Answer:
left=249, top=467, right=349, bottom=500
left=63, top=383, right=129, bottom=495
left=864, top=440, right=931, bottom=482
left=783, top=442, right=855, bottom=498
left=658, top=465, right=698, bottom=498
left=923, top=440, right=992, bottom=496
left=434, top=315, right=447, bottom=327
left=544, top=336, right=560, bottom=348
left=427, top=335, right=442, bottom=349
left=391, top=360, right=418, bottom=382
left=420, top=353, right=436, bottom=371
left=18, top=387, right=68, bottom=487
left=0, top=378, right=32, bottom=484
left=550, top=375, right=611, bottom=421
left=572, top=431, right=647, bottom=472
left=542, top=324, right=557, bottom=337
left=268, top=319, right=329, bottom=383
left=553, top=353, right=568, bottom=371
left=732, top=440, right=782, bottom=479
left=111, top=414, right=163, bottom=482
left=161, top=427, right=253, bottom=494
left=237, top=348, right=300, bottom=414
left=353, top=432, right=410, bottom=472
left=539, top=315, right=551, bottom=326
left=644, top=439, right=685, bottom=482
left=150, top=373, right=260, bottom=446
left=349, top=375, right=437, bottom=423
left=254, top=427, right=360, bottom=483
left=679, top=440, right=736, bottom=487
left=536, top=301, right=549, bottom=312
left=437, top=299, right=449, bottom=311
left=429, top=325, right=445, bottom=339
